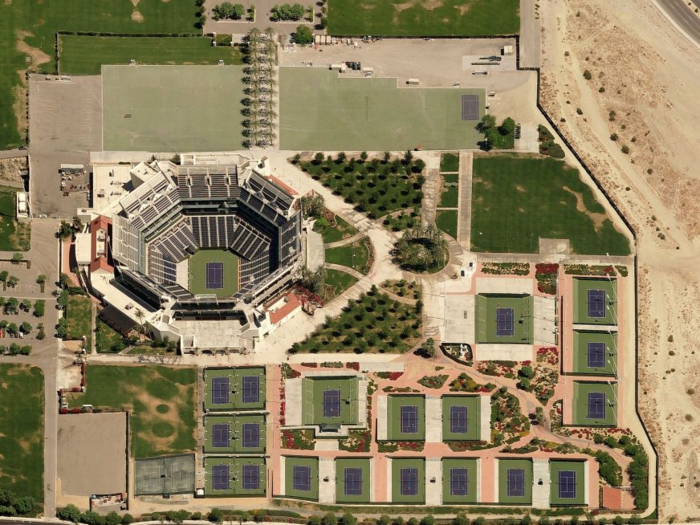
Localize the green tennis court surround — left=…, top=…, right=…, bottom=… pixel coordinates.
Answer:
left=188, top=249, right=239, bottom=298
left=497, top=458, right=533, bottom=504
left=386, top=395, right=425, bottom=441
left=573, top=278, right=618, bottom=326
left=336, top=458, right=372, bottom=503
left=442, top=458, right=479, bottom=504
left=572, top=381, right=617, bottom=427
left=550, top=460, right=587, bottom=506
left=573, top=331, right=617, bottom=376
left=475, top=294, right=534, bottom=344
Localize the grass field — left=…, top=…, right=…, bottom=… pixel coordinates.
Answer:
left=326, top=0, right=519, bottom=37
left=103, top=65, right=246, bottom=152
left=324, top=269, right=358, bottom=299
left=188, top=249, right=239, bottom=298
left=59, top=35, right=243, bottom=75
left=439, top=174, right=459, bottom=207
left=291, top=288, right=421, bottom=354
left=66, top=295, right=92, bottom=349
left=475, top=294, right=533, bottom=344
left=440, top=153, right=460, bottom=172
left=313, top=215, right=358, bottom=244
left=471, top=155, right=631, bottom=255
left=0, top=0, right=199, bottom=149
left=0, top=186, right=30, bottom=251
left=281, top=68, right=484, bottom=151
left=0, top=364, right=44, bottom=502
left=95, top=317, right=124, bottom=353
left=68, top=365, right=196, bottom=457
left=325, top=238, right=370, bottom=275
left=436, top=210, right=458, bottom=239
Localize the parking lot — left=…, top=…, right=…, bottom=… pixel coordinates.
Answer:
left=28, top=75, right=102, bottom=218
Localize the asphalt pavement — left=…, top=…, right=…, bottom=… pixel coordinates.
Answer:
left=656, top=0, right=700, bottom=45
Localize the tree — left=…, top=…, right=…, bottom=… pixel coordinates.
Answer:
left=500, top=117, right=516, bottom=135
left=7, top=276, right=18, bottom=288
left=7, top=323, right=17, bottom=335
left=58, top=505, right=82, bottom=523
left=106, top=512, right=121, bottom=525
left=477, top=114, right=496, bottom=133
left=209, top=509, right=224, bottom=524
left=293, top=25, right=314, bottom=44
left=418, top=337, right=435, bottom=358
left=342, top=514, right=357, bottom=525
left=34, top=300, right=45, bottom=317
left=56, top=221, right=74, bottom=240
left=421, top=516, right=435, bottom=525
left=6, top=298, right=18, bottom=314
left=377, top=516, right=391, bottom=525
left=122, top=514, right=134, bottom=525
left=20, top=322, right=32, bottom=334
left=322, top=513, right=338, bottom=525
left=0, top=271, right=8, bottom=283
left=11, top=253, right=23, bottom=264
left=21, top=299, right=31, bottom=311
left=309, top=516, right=323, bottom=525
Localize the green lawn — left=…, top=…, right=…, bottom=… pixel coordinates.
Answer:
left=59, top=35, right=243, bottom=75
left=68, top=365, right=197, bottom=457
left=440, top=174, right=459, bottom=207
left=325, top=268, right=358, bottom=299
left=103, top=65, right=247, bottom=152
left=281, top=68, right=485, bottom=151
left=291, top=287, right=421, bottom=354
left=0, top=0, right=200, bottom=149
left=95, top=317, right=125, bottom=353
left=325, top=238, right=370, bottom=274
left=471, top=155, right=631, bottom=255
left=0, top=364, right=44, bottom=502
left=436, top=210, right=458, bottom=239
left=66, top=295, right=92, bottom=350
left=0, top=186, right=30, bottom=251
left=300, top=155, right=423, bottom=220
left=440, top=153, right=460, bottom=172
left=313, top=214, right=358, bottom=244
left=327, top=0, right=519, bottom=36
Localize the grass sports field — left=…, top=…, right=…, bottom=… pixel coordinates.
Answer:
left=475, top=294, right=533, bottom=344
left=436, top=210, right=458, bottom=239
left=0, top=0, right=198, bottom=149
left=59, top=35, right=243, bottom=75
left=280, top=68, right=484, bottom=151
left=102, top=65, right=246, bottom=152
left=0, top=365, right=44, bottom=502
left=188, top=249, right=239, bottom=298
left=327, top=0, right=519, bottom=37
left=471, top=155, right=631, bottom=255
left=0, top=186, right=30, bottom=251
left=68, top=365, right=196, bottom=457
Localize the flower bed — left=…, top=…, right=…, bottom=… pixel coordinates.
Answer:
left=476, top=360, right=520, bottom=379
left=481, top=262, right=530, bottom=276
left=564, top=264, right=616, bottom=276
left=321, top=361, right=343, bottom=368
left=345, top=362, right=360, bottom=371
left=378, top=441, right=425, bottom=453
left=449, top=372, right=496, bottom=393
left=447, top=440, right=492, bottom=452
left=442, top=344, right=473, bottom=366
left=491, top=387, right=530, bottom=445
left=281, top=429, right=315, bottom=450
left=535, top=263, right=559, bottom=295
left=532, top=347, right=559, bottom=405
left=376, top=371, right=403, bottom=380
left=281, top=363, right=301, bottom=379
left=417, top=374, right=449, bottom=389
left=300, top=362, right=318, bottom=368
left=382, top=386, right=419, bottom=393
left=339, top=429, right=371, bottom=452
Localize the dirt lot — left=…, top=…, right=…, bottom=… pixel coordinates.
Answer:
left=0, top=157, right=26, bottom=185
left=539, top=0, right=700, bottom=520
left=57, top=412, right=127, bottom=498
left=28, top=75, right=102, bottom=218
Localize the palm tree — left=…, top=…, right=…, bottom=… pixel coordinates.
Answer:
left=134, top=308, right=146, bottom=335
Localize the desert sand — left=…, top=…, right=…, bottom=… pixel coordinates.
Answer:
left=539, top=0, right=700, bottom=520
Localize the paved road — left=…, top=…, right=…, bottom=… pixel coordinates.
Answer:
left=656, top=0, right=700, bottom=45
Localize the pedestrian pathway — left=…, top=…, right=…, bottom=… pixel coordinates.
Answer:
left=323, top=230, right=368, bottom=249
left=458, top=151, right=473, bottom=249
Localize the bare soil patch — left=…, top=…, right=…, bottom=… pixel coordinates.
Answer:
left=132, top=9, right=144, bottom=22
left=563, top=186, right=606, bottom=230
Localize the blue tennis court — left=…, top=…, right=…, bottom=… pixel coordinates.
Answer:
left=344, top=468, right=363, bottom=496
left=292, top=465, right=311, bottom=491
left=242, top=423, right=260, bottom=448
left=206, top=262, right=224, bottom=289
left=212, top=376, right=230, bottom=405
left=212, top=464, right=230, bottom=491
left=496, top=307, right=514, bottom=336
left=587, top=392, right=606, bottom=419
left=587, top=342, right=606, bottom=368
left=242, top=376, right=260, bottom=404
left=587, top=289, right=606, bottom=318
left=400, top=468, right=418, bottom=496
left=401, top=405, right=418, bottom=434
left=242, top=464, right=261, bottom=490
left=450, top=468, right=468, bottom=496
left=558, top=470, right=576, bottom=499
left=323, top=389, right=341, bottom=418
left=212, top=424, right=229, bottom=448
left=450, top=406, right=468, bottom=434
left=507, top=468, right=524, bottom=497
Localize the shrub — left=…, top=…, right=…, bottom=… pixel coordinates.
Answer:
left=310, top=516, right=323, bottom=525
left=122, top=514, right=134, bottom=525
left=294, top=25, right=314, bottom=45
left=323, top=513, right=338, bottom=525
left=377, top=516, right=391, bottom=525
left=621, top=145, right=630, bottom=154
left=209, top=509, right=224, bottom=524
left=610, top=133, right=618, bottom=141
left=342, top=514, right=357, bottom=525
left=58, top=505, right=82, bottom=523
left=421, top=516, right=435, bottom=525
left=583, top=70, right=592, bottom=80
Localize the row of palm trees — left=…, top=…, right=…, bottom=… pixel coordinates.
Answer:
left=241, top=28, right=278, bottom=148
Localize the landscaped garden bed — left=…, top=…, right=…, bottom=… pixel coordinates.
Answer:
left=393, top=226, right=448, bottom=274
left=381, top=280, right=421, bottom=300
left=281, top=429, right=315, bottom=450
left=491, top=387, right=530, bottom=445
left=535, top=263, right=559, bottom=295
left=298, top=152, right=424, bottom=221
left=289, top=286, right=421, bottom=354
left=449, top=372, right=496, bottom=393
left=377, top=441, right=425, bottom=453
left=417, top=374, right=449, bottom=389
left=339, top=429, right=371, bottom=453
left=563, top=264, right=617, bottom=276
left=481, top=262, right=530, bottom=276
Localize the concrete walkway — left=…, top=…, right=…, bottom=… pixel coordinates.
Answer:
left=323, top=231, right=368, bottom=249
left=457, top=151, right=474, bottom=250
left=323, top=262, right=364, bottom=280
left=421, top=152, right=441, bottom=228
